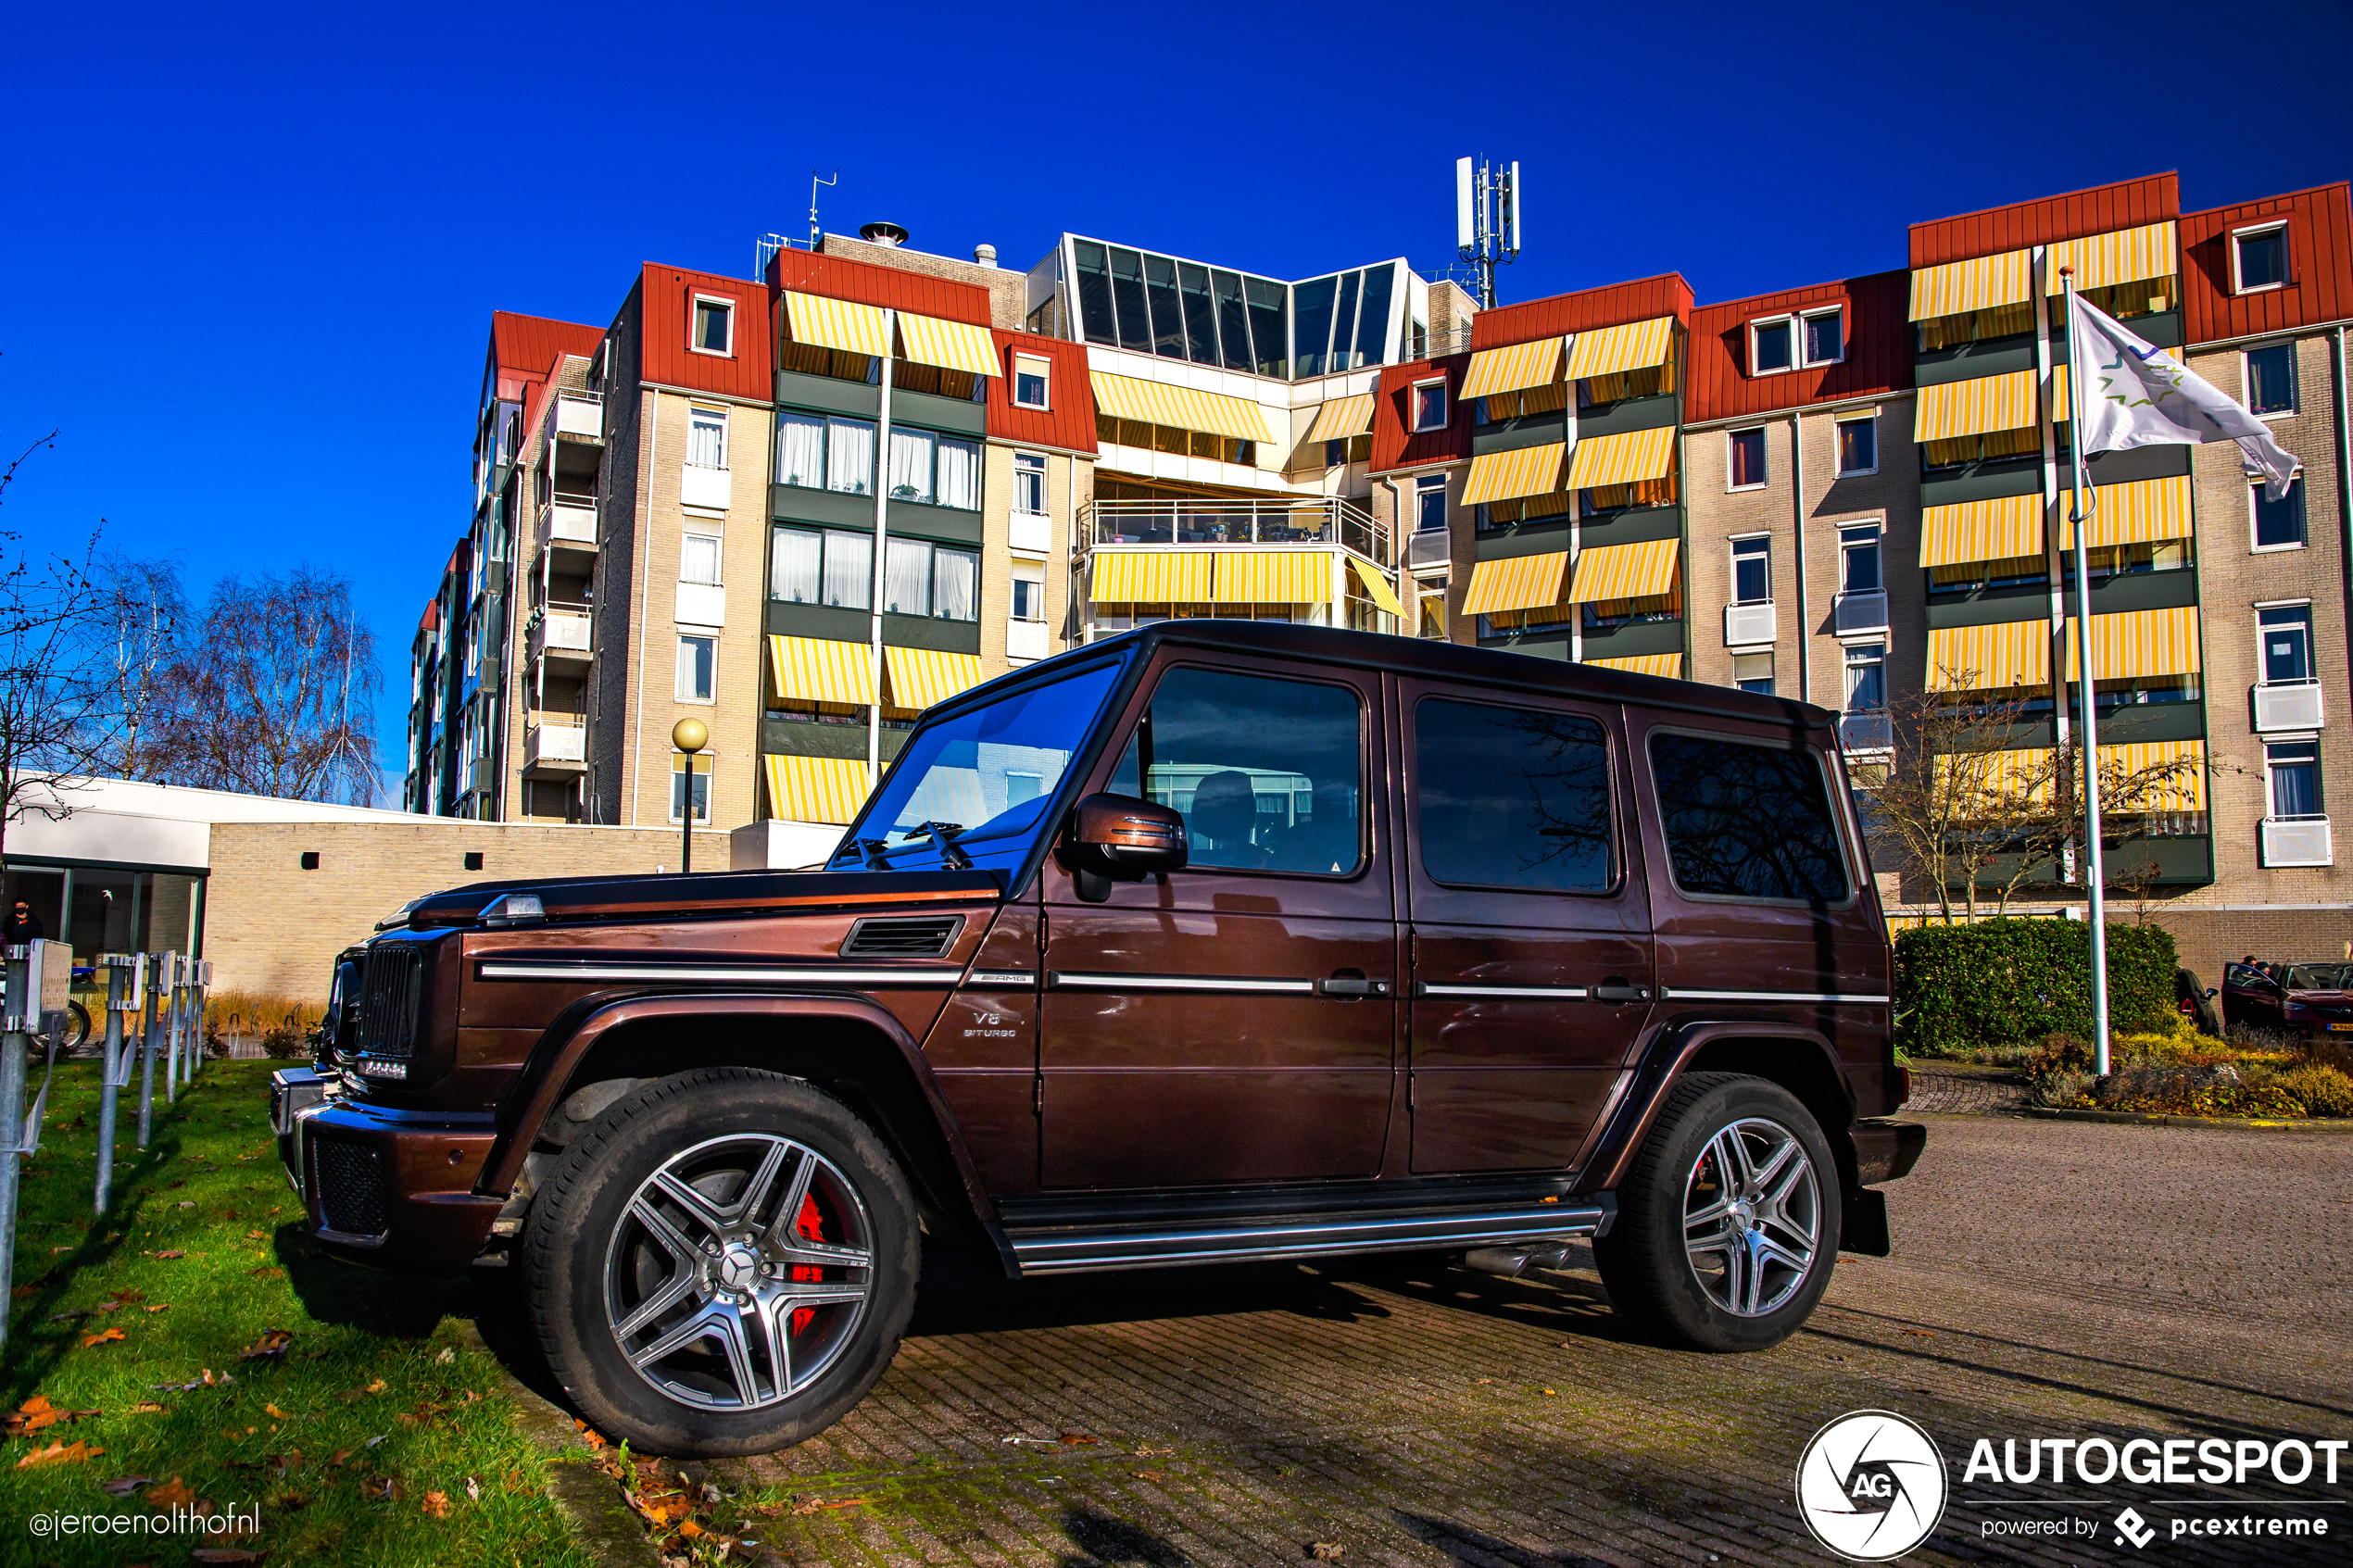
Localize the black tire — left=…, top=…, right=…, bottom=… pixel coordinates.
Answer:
left=66, top=1002, right=91, bottom=1053
left=1593, top=1073, right=1840, bottom=1352
left=522, top=1067, right=919, bottom=1456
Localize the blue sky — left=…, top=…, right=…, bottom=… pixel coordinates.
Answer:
left=6, top=0, right=2351, bottom=797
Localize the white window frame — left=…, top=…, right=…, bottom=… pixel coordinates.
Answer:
left=1411, top=376, right=1449, bottom=433
left=2231, top=221, right=2290, bottom=295
left=1834, top=413, right=1878, bottom=476
left=1731, top=649, right=1775, bottom=695
left=680, top=530, right=723, bottom=587
left=1840, top=522, right=1883, bottom=594
left=674, top=634, right=716, bottom=704
left=2250, top=475, right=2309, bottom=554
left=1748, top=315, right=1795, bottom=377
left=2243, top=341, right=2297, bottom=421
left=1727, top=426, right=1768, bottom=492
left=1415, top=472, right=1449, bottom=533
left=1843, top=642, right=1888, bottom=712
left=2265, top=740, right=2322, bottom=819
left=1729, top=533, right=1772, bottom=605
left=1800, top=306, right=1845, bottom=368
left=1012, top=354, right=1052, bottom=410
left=2257, top=600, right=2316, bottom=684
left=1013, top=451, right=1048, bottom=516
left=690, top=294, right=737, bottom=357
left=686, top=407, right=730, bottom=470
left=1010, top=562, right=1046, bottom=623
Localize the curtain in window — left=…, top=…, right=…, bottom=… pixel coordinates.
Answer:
left=936, top=439, right=979, bottom=509
left=933, top=548, right=977, bottom=621
left=826, top=419, right=875, bottom=495
left=687, top=412, right=727, bottom=470
left=887, top=428, right=935, bottom=503
left=822, top=529, right=871, bottom=608
left=776, top=413, right=825, bottom=488
left=771, top=528, right=822, bottom=603
left=2274, top=758, right=2320, bottom=817
left=885, top=538, right=932, bottom=614
left=680, top=533, right=721, bottom=586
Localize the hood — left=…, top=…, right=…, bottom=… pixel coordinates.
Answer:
left=397, top=865, right=1004, bottom=933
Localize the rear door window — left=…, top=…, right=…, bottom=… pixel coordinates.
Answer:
left=1413, top=697, right=1614, bottom=893
left=1648, top=732, right=1850, bottom=902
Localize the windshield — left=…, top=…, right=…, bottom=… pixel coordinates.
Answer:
left=825, top=660, right=1124, bottom=874
left=2285, top=964, right=2350, bottom=991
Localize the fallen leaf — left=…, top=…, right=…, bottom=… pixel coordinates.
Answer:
left=103, top=1474, right=156, bottom=1496
left=787, top=1497, right=870, bottom=1515
left=1057, top=1432, right=1100, bottom=1446
left=130, top=1401, right=164, bottom=1415
left=434, top=1347, right=455, bottom=1364
left=247, top=1230, right=266, bottom=1239
left=1901, top=1329, right=1937, bottom=1337
left=677, top=1519, right=704, bottom=1538
left=9, top=1285, right=33, bottom=1299
left=82, top=1327, right=127, bottom=1349
left=239, top=1330, right=295, bottom=1361
left=1541, top=1387, right=1557, bottom=1396
left=248, top=1266, right=284, bottom=1279
left=177, top=1200, right=195, bottom=1209
left=148, top=1476, right=195, bottom=1510
left=421, top=1490, right=451, bottom=1518
left=465, top=1476, right=482, bottom=1501
left=144, top=1303, right=171, bottom=1313
left=365, top=1378, right=385, bottom=1394
left=264, top=1404, right=290, bottom=1420
left=1134, top=1445, right=1173, bottom=1457
left=1309, top=1544, right=1345, bottom=1562
left=153, top=1249, right=184, bottom=1260
left=327, top=1450, right=351, bottom=1468
left=1131, top=1469, right=1166, bottom=1482
left=192, top=1551, right=261, bottom=1564
left=361, top=1474, right=398, bottom=1501
left=395, top=1412, right=422, bottom=1429
left=16, top=1440, right=99, bottom=1469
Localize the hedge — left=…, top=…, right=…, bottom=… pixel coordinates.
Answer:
left=1893, top=918, right=2178, bottom=1055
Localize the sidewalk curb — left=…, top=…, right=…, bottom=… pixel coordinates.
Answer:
left=458, top=1317, right=664, bottom=1568
left=2020, top=1106, right=2353, bottom=1133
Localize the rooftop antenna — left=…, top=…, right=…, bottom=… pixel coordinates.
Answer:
left=809, top=169, right=838, bottom=249
left=1454, top=157, right=1522, bottom=309
left=759, top=169, right=842, bottom=277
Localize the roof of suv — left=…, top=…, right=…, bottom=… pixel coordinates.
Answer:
left=1013, top=621, right=1836, bottom=731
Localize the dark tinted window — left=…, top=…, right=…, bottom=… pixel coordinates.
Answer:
left=1415, top=699, right=1612, bottom=892
left=1650, top=733, right=1849, bottom=901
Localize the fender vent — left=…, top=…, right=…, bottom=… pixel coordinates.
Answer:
left=841, top=915, right=963, bottom=959
left=313, top=1138, right=387, bottom=1237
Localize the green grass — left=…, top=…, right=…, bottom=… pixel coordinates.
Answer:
left=0, top=1059, right=592, bottom=1567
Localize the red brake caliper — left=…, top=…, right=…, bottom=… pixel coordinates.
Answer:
left=790, top=1194, right=824, bottom=1336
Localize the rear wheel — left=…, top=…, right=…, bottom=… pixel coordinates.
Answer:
left=1594, top=1073, right=1839, bottom=1351
left=523, top=1068, right=918, bottom=1456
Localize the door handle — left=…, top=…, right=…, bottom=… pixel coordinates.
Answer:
left=1591, top=984, right=1653, bottom=1003
left=1316, top=976, right=1392, bottom=998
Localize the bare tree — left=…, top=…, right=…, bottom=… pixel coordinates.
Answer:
left=155, top=566, right=380, bottom=804
left=87, top=554, right=186, bottom=781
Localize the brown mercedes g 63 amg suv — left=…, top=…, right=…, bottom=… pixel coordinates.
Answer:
left=273, top=621, right=1922, bottom=1457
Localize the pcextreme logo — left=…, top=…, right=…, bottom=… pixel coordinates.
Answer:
left=1794, top=1411, right=1950, bottom=1562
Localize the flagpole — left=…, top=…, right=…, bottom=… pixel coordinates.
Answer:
left=2062, top=266, right=2111, bottom=1077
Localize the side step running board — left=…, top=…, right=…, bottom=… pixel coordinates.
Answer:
left=1003, top=1198, right=1614, bottom=1275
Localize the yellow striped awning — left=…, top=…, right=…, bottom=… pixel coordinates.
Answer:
left=1567, top=425, right=1677, bottom=489
left=1926, top=619, right=2049, bottom=691
left=1909, top=250, right=2033, bottom=320
left=2059, top=475, right=2193, bottom=549
left=2067, top=606, right=2201, bottom=681
left=1461, top=552, right=1569, bottom=615
left=2047, top=222, right=2178, bottom=294
left=1919, top=494, right=2045, bottom=568
left=883, top=646, right=987, bottom=710
left=1461, top=337, right=1564, bottom=400
left=1349, top=557, right=1406, bottom=618
left=764, top=754, right=871, bottom=826
left=897, top=312, right=997, bottom=376
left=2102, top=739, right=2206, bottom=811
left=1568, top=538, right=1680, bottom=603
left=1090, top=550, right=1213, bottom=603
left=1088, top=370, right=1273, bottom=444
left=1915, top=370, right=2037, bottom=442
left=1589, top=652, right=1682, bottom=678
left=1565, top=316, right=1677, bottom=381
left=783, top=291, right=892, bottom=357
left=2051, top=362, right=2070, bottom=424
left=1938, top=746, right=2058, bottom=813
left=1302, top=393, right=1376, bottom=445
left=769, top=634, right=877, bottom=706
left=1462, top=442, right=1567, bottom=506
left=1213, top=550, right=1328, bottom=604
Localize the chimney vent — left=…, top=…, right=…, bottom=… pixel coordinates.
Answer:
left=859, top=221, right=908, bottom=247
left=974, top=242, right=998, bottom=267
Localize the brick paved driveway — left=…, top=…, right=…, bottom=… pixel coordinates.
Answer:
left=718, top=1114, right=2353, bottom=1566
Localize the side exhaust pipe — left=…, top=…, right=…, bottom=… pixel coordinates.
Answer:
left=1463, top=1242, right=1579, bottom=1279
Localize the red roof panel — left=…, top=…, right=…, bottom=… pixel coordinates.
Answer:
left=984, top=331, right=1097, bottom=454
left=2181, top=183, right=2353, bottom=345
left=635, top=264, right=773, bottom=400
left=1471, top=274, right=1694, bottom=351
left=1684, top=270, right=1911, bottom=424
left=767, top=248, right=992, bottom=327
left=1908, top=173, right=2179, bottom=268
left=1368, top=355, right=1473, bottom=473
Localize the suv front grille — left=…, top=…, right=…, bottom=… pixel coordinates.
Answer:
left=354, top=945, right=424, bottom=1058
left=842, top=915, right=964, bottom=958
left=313, top=1139, right=387, bottom=1237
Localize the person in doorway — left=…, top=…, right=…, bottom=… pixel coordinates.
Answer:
left=4, top=900, right=45, bottom=944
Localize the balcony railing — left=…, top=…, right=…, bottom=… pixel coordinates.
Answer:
left=1009, top=510, right=1051, bottom=555
left=1724, top=600, right=1775, bottom=646
left=530, top=608, right=592, bottom=664
left=538, top=498, right=598, bottom=550
left=1407, top=529, right=1451, bottom=568
left=552, top=389, right=603, bottom=442
left=1084, top=496, right=1386, bottom=560
left=681, top=462, right=731, bottom=511
left=2255, top=679, right=2324, bottom=733
left=524, top=721, right=586, bottom=771
left=1006, top=619, right=1049, bottom=661
left=1839, top=711, right=1894, bottom=754
left=2262, top=815, right=2333, bottom=867
left=1833, top=589, right=1889, bottom=635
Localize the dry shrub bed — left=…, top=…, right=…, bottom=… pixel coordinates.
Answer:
left=2020, top=1023, right=2353, bottom=1118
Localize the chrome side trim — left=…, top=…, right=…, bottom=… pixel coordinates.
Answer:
left=474, top=962, right=963, bottom=985
left=1046, top=972, right=1316, bottom=996
left=1006, top=1201, right=1611, bottom=1274
left=1666, top=988, right=1891, bottom=1005
left=1416, top=983, right=1590, bottom=999
left=966, top=970, right=1038, bottom=987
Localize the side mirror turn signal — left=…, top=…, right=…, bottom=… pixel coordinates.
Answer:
left=1059, top=792, right=1188, bottom=902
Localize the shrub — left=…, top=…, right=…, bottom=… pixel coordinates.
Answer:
left=2031, top=1070, right=2094, bottom=1109
left=1894, top=919, right=2177, bottom=1056
left=2280, top=1062, right=2353, bottom=1118
left=2294, top=1035, right=2353, bottom=1075
left=2024, top=1032, right=2093, bottom=1085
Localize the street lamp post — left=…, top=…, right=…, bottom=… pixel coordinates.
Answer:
left=672, top=717, right=708, bottom=875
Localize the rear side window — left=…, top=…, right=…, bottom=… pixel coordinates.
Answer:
left=1414, top=697, right=1613, bottom=893
left=1649, top=733, right=1849, bottom=902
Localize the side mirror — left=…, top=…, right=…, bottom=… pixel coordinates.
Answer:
left=2205, top=987, right=2220, bottom=999
left=1059, top=792, right=1187, bottom=902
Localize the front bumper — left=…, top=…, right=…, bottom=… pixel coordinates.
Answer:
left=271, top=1067, right=503, bottom=1275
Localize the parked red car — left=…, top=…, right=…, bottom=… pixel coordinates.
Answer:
left=2221, top=961, right=2353, bottom=1036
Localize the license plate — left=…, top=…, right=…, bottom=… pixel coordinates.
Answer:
left=2329, top=1022, right=2353, bottom=1033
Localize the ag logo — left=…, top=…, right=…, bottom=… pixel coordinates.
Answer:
left=1794, top=1411, right=1948, bottom=1562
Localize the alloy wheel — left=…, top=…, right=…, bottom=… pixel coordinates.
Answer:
left=1680, top=1116, right=1819, bottom=1317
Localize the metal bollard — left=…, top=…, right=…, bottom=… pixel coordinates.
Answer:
left=0, top=941, right=63, bottom=1350
left=135, top=953, right=159, bottom=1149
left=161, top=950, right=181, bottom=1106
left=93, top=958, right=133, bottom=1214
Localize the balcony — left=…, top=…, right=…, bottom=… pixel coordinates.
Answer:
left=2255, top=679, right=2324, bottom=733
left=675, top=583, right=725, bottom=627
left=1085, top=496, right=1386, bottom=559
left=552, top=389, right=603, bottom=442
left=1839, top=711, right=1894, bottom=754
left=1407, top=529, right=1451, bottom=569
left=2262, top=815, right=2334, bottom=867
left=538, top=497, right=598, bottom=553
left=1006, top=619, right=1049, bottom=661
left=681, top=463, right=732, bottom=511
left=1009, top=509, right=1051, bottom=555
left=1834, top=589, right=1889, bottom=636
left=530, top=608, right=592, bottom=668
left=1724, top=600, right=1776, bottom=647
left=523, top=721, right=586, bottom=774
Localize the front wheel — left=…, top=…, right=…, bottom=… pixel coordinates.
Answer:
left=522, top=1068, right=919, bottom=1456
left=1593, top=1073, right=1840, bottom=1352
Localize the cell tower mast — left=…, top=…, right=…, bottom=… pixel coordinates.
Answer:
left=1454, top=157, right=1522, bottom=309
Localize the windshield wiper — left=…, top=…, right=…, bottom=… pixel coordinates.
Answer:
left=900, top=821, right=973, bottom=870
left=854, top=836, right=894, bottom=871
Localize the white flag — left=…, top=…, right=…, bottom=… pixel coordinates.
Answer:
left=2067, top=293, right=2298, bottom=499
